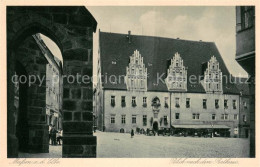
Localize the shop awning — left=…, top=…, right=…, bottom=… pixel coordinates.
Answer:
left=172, top=124, right=230, bottom=129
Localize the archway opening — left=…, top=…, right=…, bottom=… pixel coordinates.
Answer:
left=153, top=121, right=159, bottom=132
left=13, top=32, right=63, bottom=157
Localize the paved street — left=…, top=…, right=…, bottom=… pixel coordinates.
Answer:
left=18, top=131, right=249, bottom=158
left=94, top=131, right=249, bottom=158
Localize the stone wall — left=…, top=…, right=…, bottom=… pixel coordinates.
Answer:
left=7, top=6, right=97, bottom=158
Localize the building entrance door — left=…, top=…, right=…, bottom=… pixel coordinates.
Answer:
left=153, top=121, right=159, bottom=132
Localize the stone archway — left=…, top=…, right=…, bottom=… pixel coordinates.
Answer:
left=15, top=61, right=29, bottom=152
left=7, top=6, right=97, bottom=158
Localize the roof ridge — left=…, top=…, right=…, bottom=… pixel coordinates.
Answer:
left=100, top=31, right=215, bottom=44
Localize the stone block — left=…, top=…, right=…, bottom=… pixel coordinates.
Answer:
left=71, top=88, right=81, bottom=99
left=63, top=112, right=72, bottom=121
left=82, top=67, right=92, bottom=77
left=28, top=106, right=43, bottom=114
left=33, top=99, right=46, bottom=107
left=35, top=130, right=44, bottom=137
left=62, top=145, right=96, bottom=157
left=63, top=145, right=83, bottom=155
left=74, top=112, right=81, bottom=121
left=28, top=114, right=41, bottom=122
left=63, top=100, right=76, bottom=111
left=63, top=135, right=96, bottom=145
left=81, top=101, right=93, bottom=111
left=36, top=56, right=47, bottom=64
left=82, top=112, right=93, bottom=121
left=53, top=13, right=68, bottom=24
left=62, top=40, right=73, bottom=50
left=82, top=88, right=92, bottom=100
left=37, top=86, right=46, bottom=93
left=63, top=88, right=70, bottom=98
left=63, top=48, right=89, bottom=61
left=63, top=121, right=93, bottom=134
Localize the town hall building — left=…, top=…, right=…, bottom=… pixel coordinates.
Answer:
left=95, top=31, right=242, bottom=137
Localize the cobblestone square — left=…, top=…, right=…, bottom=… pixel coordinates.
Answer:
left=95, top=131, right=249, bottom=158
left=18, top=131, right=249, bottom=158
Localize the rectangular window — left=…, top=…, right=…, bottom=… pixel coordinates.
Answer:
left=233, top=100, right=237, bottom=109
left=212, top=114, right=216, bottom=120
left=224, top=99, right=228, bottom=109
left=111, top=96, right=115, bottom=107
left=121, top=115, right=126, bottom=124
left=175, top=113, right=180, bottom=120
left=164, top=116, right=168, bottom=125
left=234, top=114, right=238, bottom=120
left=143, top=115, right=147, bottom=126
left=175, top=98, right=180, bottom=108
left=203, top=99, right=207, bottom=109
left=164, top=97, right=169, bottom=108
left=186, top=98, right=190, bottom=108
left=241, top=6, right=254, bottom=30
left=143, top=97, right=147, bottom=107
left=243, top=101, right=247, bottom=109
left=132, top=96, right=136, bottom=107
left=243, top=115, right=247, bottom=122
left=215, top=99, right=219, bottom=109
left=121, top=96, right=126, bottom=107
left=192, top=113, right=200, bottom=120
left=132, top=115, right=136, bottom=124
left=221, top=114, right=229, bottom=120
left=110, top=115, right=115, bottom=124
left=141, top=80, right=144, bottom=88
left=225, top=114, right=229, bottom=120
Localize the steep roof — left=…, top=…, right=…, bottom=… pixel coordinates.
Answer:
left=99, top=31, right=240, bottom=94
left=234, top=77, right=250, bottom=96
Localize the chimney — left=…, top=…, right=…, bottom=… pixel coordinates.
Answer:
left=126, top=30, right=131, bottom=43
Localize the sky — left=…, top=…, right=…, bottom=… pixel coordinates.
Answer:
left=42, top=6, right=248, bottom=84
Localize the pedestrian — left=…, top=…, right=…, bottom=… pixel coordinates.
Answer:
left=56, top=128, right=63, bottom=145
left=131, top=129, right=134, bottom=138
left=49, top=124, right=52, bottom=145
left=50, top=125, right=57, bottom=145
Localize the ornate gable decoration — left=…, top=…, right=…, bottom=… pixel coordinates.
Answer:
left=165, top=52, right=187, bottom=91
left=125, top=50, right=147, bottom=91
left=202, top=56, right=223, bottom=93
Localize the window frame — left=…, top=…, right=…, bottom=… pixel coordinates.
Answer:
left=121, top=115, right=126, bottom=124
left=132, top=115, right=137, bottom=124
left=110, top=115, right=115, bottom=124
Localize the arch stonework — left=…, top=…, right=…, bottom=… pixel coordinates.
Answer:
left=7, top=6, right=97, bottom=158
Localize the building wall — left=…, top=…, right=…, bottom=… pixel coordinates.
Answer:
left=46, top=63, right=61, bottom=129
left=103, top=90, right=170, bottom=133
left=236, top=6, right=255, bottom=157
left=239, top=96, right=250, bottom=138
left=101, top=90, right=239, bottom=136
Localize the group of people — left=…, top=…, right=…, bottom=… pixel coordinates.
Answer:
left=49, top=124, right=63, bottom=145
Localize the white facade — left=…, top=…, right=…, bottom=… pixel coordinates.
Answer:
left=125, top=50, right=147, bottom=91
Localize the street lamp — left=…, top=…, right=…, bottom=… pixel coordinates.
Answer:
left=211, top=123, right=214, bottom=138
